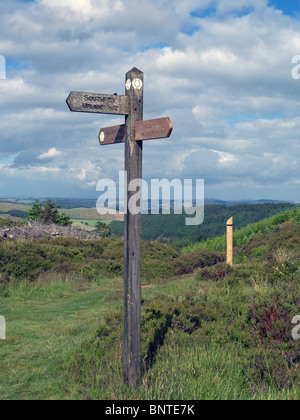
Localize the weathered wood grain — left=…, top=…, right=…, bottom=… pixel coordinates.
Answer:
left=135, top=117, right=173, bottom=141
left=99, top=117, right=173, bottom=145
left=99, top=124, right=125, bottom=145
left=66, top=91, right=129, bottom=115
left=123, top=67, right=144, bottom=387
left=227, top=217, right=233, bottom=266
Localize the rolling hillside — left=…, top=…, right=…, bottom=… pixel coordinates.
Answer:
left=63, top=212, right=300, bottom=400
left=110, top=202, right=297, bottom=244
left=0, top=200, right=123, bottom=227
left=0, top=208, right=299, bottom=400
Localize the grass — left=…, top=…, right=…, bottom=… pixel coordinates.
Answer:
left=183, top=206, right=300, bottom=253
left=0, top=237, right=223, bottom=284
left=62, top=219, right=300, bottom=400
left=0, top=202, right=31, bottom=213
left=71, top=220, right=98, bottom=231
left=63, top=256, right=300, bottom=400
left=0, top=274, right=123, bottom=400
left=0, top=208, right=299, bottom=400
left=73, top=219, right=100, bottom=227
left=1, top=268, right=299, bottom=400
left=71, top=219, right=113, bottom=232
left=0, top=199, right=124, bottom=224
left=60, top=208, right=123, bottom=222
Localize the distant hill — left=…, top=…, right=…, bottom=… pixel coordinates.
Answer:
left=204, top=198, right=294, bottom=206
left=110, top=202, right=297, bottom=245
left=0, top=199, right=297, bottom=239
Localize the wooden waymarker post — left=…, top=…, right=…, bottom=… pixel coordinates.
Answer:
left=227, top=217, right=233, bottom=266
left=67, top=68, right=173, bottom=387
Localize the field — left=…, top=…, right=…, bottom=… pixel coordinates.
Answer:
left=0, top=202, right=31, bottom=213
left=61, top=208, right=123, bottom=222
left=0, top=207, right=299, bottom=400
left=71, top=221, right=98, bottom=232
left=0, top=200, right=123, bottom=231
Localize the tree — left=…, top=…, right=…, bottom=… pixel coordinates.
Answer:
left=27, top=199, right=72, bottom=226
left=96, top=221, right=111, bottom=238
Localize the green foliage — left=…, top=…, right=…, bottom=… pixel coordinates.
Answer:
left=184, top=206, right=300, bottom=253
left=0, top=207, right=299, bottom=400
left=0, top=218, right=23, bottom=228
left=27, top=199, right=72, bottom=226
left=95, top=221, right=111, bottom=238
left=0, top=209, right=28, bottom=218
left=0, top=236, right=223, bottom=284
left=63, top=217, right=299, bottom=400
left=64, top=268, right=300, bottom=399
left=110, top=203, right=296, bottom=244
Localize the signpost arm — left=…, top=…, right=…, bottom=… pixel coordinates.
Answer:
left=123, top=68, right=144, bottom=386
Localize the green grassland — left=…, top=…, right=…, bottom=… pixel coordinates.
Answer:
left=0, top=208, right=299, bottom=400
left=0, top=202, right=31, bottom=213
left=0, top=200, right=122, bottom=229
left=71, top=220, right=99, bottom=231
left=183, top=206, right=300, bottom=253
left=61, top=207, right=123, bottom=222
left=71, top=219, right=114, bottom=233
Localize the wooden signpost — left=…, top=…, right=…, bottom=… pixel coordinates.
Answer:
left=67, top=68, right=173, bottom=386
left=99, top=117, right=173, bottom=146
left=227, top=217, right=233, bottom=267
left=66, top=91, right=129, bottom=115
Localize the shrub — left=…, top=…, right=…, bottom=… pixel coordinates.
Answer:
left=96, top=222, right=111, bottom=238
left=172, top=250, right=224, bottom=276
left=27, top=199, right=72, bottom=226
left=196, top=262, right=233, bottom=282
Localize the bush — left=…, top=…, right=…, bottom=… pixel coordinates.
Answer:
left=0, top=236, right=223, bottom=284
left=96, top=222, right=111, bottom=238
left=172, top=250, right=224, bottom=276
left=27, top=199, right=72, bottom=226
left=196, top=262, right=233, bottom=282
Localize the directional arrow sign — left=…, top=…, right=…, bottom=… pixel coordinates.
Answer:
left=99, top=124, right=126, bottom=145
left=135, top=117, right=173, bottom=141
left=99, top=117, right=173, bottom=145
left=66, top=91, right=130, bottom=115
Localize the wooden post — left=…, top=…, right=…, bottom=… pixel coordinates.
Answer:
left=227, top=217, right=233, bottom=267
left=67, top=68, right=173, bottom=387
left=123, top=68, right=144, bottom=386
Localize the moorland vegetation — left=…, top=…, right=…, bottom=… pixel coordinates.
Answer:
left=0, top=206, right=299, bottom=400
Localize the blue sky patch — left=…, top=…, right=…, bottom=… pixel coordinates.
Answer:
left=269, top=0, right=300, bottom=16
left=223, top=112, right=284, bottom=127
left=7, top=60, right=32, bottom=73
left=190, top=5, right=254, bottom=19
left=0, top=154, right=19, bottom=166
left=190, top=7, right=217, bottom=19
left=140, top=43, right=169, bottom=52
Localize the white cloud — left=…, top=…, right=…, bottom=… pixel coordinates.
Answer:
left=37, top=148, right=62, bottom=160
left=0, top=0, right=299, bottom=200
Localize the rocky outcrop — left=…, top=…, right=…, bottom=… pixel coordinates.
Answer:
left=0, top=222, right=100, bottom=241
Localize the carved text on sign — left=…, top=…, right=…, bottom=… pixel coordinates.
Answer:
left=99, top=117, right=173, bottom=146
left=135, top=117, right=173, bottom=141
left=82, top=95, right=119, bottom=112
left=66, top=91, right=129, bottom=115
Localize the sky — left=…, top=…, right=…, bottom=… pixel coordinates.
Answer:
left=0, top=0, right=300, bottom=201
